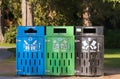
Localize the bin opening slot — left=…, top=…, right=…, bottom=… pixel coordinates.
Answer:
left=54, top=28, right=66, bottom=33
left=83, top=28, right=96, bottom=33
left=25, top=28, right=37, bottom=33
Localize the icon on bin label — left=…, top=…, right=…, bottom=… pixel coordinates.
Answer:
left=53, top=40, right=59, bottom=52
left=61, top=40, right=67, bottom=52
left=53, top=38, right=68, bottom=52
left=24, top=40, right=39, bottom=51
left=82, top=39, right=97, bottom=52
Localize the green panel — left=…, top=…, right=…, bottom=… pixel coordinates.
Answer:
left=46, top=26, right=74, bottom=36
left=46, top=36, right=74, bottom=75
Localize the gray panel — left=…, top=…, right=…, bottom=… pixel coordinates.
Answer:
left=75, top=36, right=81, bottom=75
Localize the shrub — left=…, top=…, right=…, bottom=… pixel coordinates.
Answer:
left=4, top=24, right=17, bottom=43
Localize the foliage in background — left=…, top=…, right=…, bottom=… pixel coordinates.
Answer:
left=2, top=0, right=120, bottom=27
left=104, top=0, right=120, bottom=3
left=4, top=23, right=17, bottom=43
left=1, top=0, right=120, bottom=48
left=104, top=29, right=120, bottom=48
left=31, top=0, right=83, bottom=26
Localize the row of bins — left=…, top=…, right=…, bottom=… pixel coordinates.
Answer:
left=16, top=26, right=104, bottom=76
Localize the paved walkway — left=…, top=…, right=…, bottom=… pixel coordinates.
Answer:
left=0, top=75, right=120, bottom=79
left=0, top=47, right=13, bottom=61
left=0, top=47, right=15, bottom=75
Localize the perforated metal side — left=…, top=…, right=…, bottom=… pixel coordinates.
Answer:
left=46, top=36, right=74, bottom=75
left=75, top=36, right=104, bottom=76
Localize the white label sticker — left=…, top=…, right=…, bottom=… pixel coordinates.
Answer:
left=76, top=28, right=81, bottom=32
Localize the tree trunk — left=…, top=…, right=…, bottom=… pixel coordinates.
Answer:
left=83, top=0, right=92, bottom=26
left=48, top=6, right=53, bottom=20
left=22, top=0, right=27, bottom=26
left=0, top=0, right=4, bottom=42
left=22, top=0, right=33, bottom=26
left=26, top=1, right=33, bottom=26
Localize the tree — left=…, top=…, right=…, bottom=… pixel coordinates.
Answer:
left=26, top=1, right=34, bottom=26
left=22, top=0, right=33, bottom=26
left=0, top=0, right=4, bottom=42
left=104, top=0, right=120, bottom=3
left=22, top=0, right=27, bottom=26
left=103, top=0, right=120, bottom=7
left=82, top=0, right=92, bottom=26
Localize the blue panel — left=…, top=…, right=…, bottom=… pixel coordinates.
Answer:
left=16, top=26, right=45, bottom=75
left=17, top=26, right=44, bottom=36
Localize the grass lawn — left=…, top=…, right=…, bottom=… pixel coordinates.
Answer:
left=0, top=43, right=16, bottom=48
left=0, top=43, right=16, bottom=62
left=104, top=49, right=120, bottom=68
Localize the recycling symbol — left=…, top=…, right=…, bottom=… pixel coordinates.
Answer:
left=24, top=39, right=38, bottom=51
left=82, top=40, right=89, bottom=50
left=82, top=39, right=97, bottom=50
left=90, top=40, right=97, bottom=50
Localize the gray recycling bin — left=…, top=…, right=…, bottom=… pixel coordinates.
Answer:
left=75, top=26, right=104, bottom=76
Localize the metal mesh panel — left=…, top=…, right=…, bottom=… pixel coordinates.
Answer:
left=75, top=36, right=104, bottom=76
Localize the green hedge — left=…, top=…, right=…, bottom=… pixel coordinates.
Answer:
left=4, top=25, right=17, bottom=43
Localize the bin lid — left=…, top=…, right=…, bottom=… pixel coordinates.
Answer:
left=75, top=26, right=103, bottom=35
left=46, top=26, right=74, bottom=36
left=17, top=26, right=45, bottom=36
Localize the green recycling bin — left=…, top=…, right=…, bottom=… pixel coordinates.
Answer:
left=45, top=26, right=74, bottom=76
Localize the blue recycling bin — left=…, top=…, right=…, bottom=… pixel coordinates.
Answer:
left=16, top=26, right=45, bottom=75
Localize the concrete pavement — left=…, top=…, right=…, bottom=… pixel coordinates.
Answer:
left=0, top=47, right=12, bottom=61
left=0, top=47, right=15, bottom=75
left=0, top=76, right=104, bottom=79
